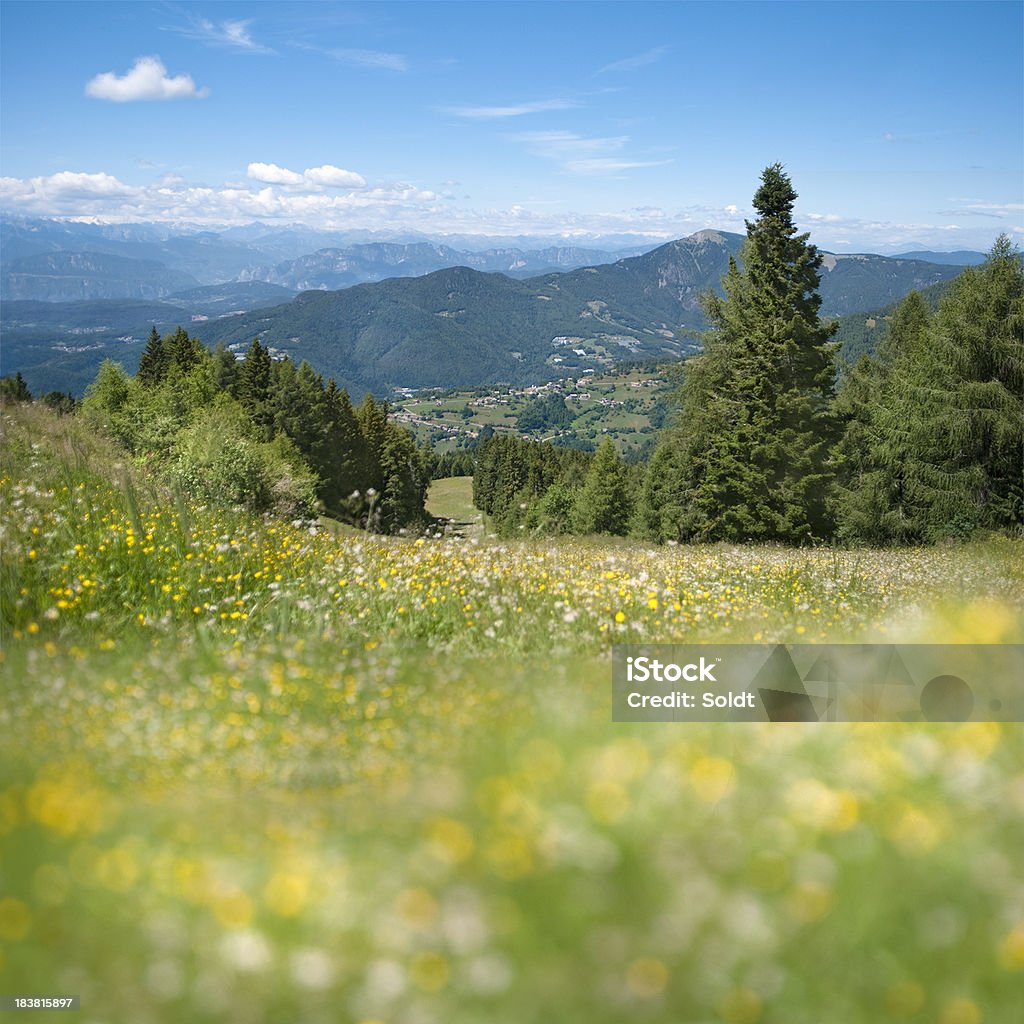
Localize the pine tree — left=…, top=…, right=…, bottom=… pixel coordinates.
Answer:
left=376, top=425, right=429, bottom=532
left=137, top=327, right=169, bottom=387
left=832, top=290, right=932, bottom=543
left=355, top=394, right=389, bottom=499
left=211, top=343, right=240, bottom=393
left=238, top=339, right=274, bottom=438
left=833, top=236, right=1023, bottom=542
left=574, top=438, right=632, bottom=535
left=634, top=440, right=686, bottom=541
left=653, top=164, right=838, bottom=543
left=165, top=326, right=203, bottom=377
left=321, top=382, right=367, bottom=514
left=890, top=236, right=1023, bottom=539
left=0, top=371, right=32, bottom=403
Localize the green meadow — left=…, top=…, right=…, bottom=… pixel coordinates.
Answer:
left=2, top=403, right=1023, bottom=1023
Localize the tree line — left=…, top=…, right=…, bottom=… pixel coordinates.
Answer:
left=77, top=333, right=430, bottom=531
left=472, top=433, right=642, bottom=537
left=474, top=166, right=1023, bottom=546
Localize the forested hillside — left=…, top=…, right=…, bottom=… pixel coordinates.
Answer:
left=3, top=222, right=967, bottom=398
left=201, top=233, right=963, bottom=396
left=49, top=327, right=431, bottom=533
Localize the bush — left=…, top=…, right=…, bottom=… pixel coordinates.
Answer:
left=171, top=400, right=319, bottom=518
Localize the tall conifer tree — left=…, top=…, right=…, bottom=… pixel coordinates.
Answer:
left=832, top=290, right=932, bottom=543
left=644, top=164, right=838, bottom=543
left=238, top=338, right=274, bottom=438
left=137, top=327, right=169, bottom=387
left=874, top=236, right=1023, bottom=540
left=575, top=438, right=632, bottom=535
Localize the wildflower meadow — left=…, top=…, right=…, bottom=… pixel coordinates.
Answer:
left=2, top=403, right=1023, bottom=1023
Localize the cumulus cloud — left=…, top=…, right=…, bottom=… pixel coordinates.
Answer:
left=247, top=162, right=305, bottom=186
left=0, top=167, right=1012, bottom=251
left=2, top=171, right=136, bottom=201
left=0, top=169, right=438, bottom=226
left=248, top=163, right=367, bottom=190
left=445, top=99, right=580, bottom=119
left=304, top=165, right=367, bottom=189
left=0, top=171, right=140, bottom=218
left=86, top=57, right=209, bottom=102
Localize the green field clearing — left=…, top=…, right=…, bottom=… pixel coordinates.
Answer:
left=426, top=476, right=481, bottom=533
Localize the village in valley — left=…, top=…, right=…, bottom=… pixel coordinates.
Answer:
left=390, top=360, right=674, bottom=460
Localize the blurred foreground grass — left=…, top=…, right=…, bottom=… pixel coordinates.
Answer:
left=2, top=404, right=1023, bottom=1023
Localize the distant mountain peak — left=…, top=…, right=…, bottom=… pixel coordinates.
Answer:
left=689, top=229, right=729, bottom=244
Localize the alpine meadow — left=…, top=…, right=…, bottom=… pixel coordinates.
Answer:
left=2, top=3, right=1023, bottom=1023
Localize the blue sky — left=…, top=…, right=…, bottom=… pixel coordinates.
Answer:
left=1, top=0, right=1021, bottom=252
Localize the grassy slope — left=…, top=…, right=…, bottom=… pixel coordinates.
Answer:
left=2, top=403, right=1023, bottom=1023
left=426, top=476, right=482, bottom=534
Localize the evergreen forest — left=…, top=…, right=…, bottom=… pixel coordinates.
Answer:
left=474, top=166, right=1023, bottom=546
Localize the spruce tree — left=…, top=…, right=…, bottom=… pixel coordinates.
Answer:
left=211, top=343, right=239, bottom=393
left=355, top=394, right=389, bottom=497
left=575, top=438, right=632, bottom=535
left=137, top=327, right=169, bottom=387
left=0, top=371, right=32, bottom=403
left=238, top=339, right=274, bottom=438
left=634, top=440, right=686, bottom=541
left=165, top=326, right=203, bottom=377
left=322, top=382, right=368, bottom=514
left=832, top=290, right=932, bottom=543
left=885, top=236, right=1023, bottom=539
left=650, top=164, right=838, bottom=543
left=376, top=425, right=429, bottom=532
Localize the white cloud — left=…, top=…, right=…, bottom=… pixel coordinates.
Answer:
left=0, top=171, right=139, bottom=217
left=565, top=157, right=672, bottom=175
left=42, top=171, right=135, bottom=196
left=947, top=199, right=1024, bottom=213
left=446, top=99, right=580, bottom=119
left=513, top=131, right=672, bottom=176
left=304, top=165, right=367, bottom=189
left=247, top=162, right=305, bottom=186
left=172, top=16, right=273, bottom=54
left=596, top=46, right=669, bottom=75
left=1, top=169, right=1015, bottom=251
left=248, top=163, right=368, bottom=190
left=327, top=48, right=407, bottom=72
left=22, top=171, right=136, bottom=199
left=517, top=130, right=628, bottom=159
left=86, top=57, right=209, bottom=102
left=725, top=204, right=740, bottom=215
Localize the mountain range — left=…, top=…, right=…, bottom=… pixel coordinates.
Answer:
left=1, top=226, right=971, bottom=398
left=0, top=217, right=653, bottom=301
